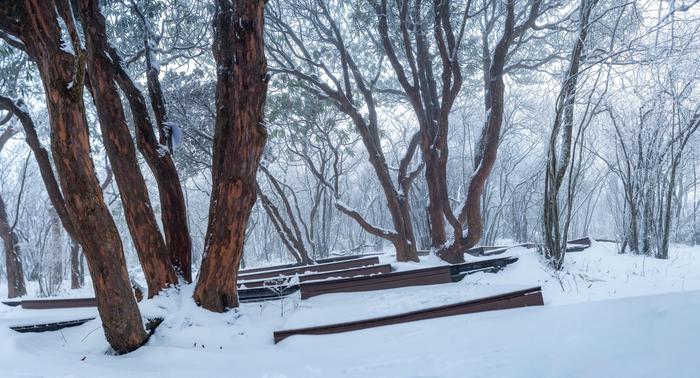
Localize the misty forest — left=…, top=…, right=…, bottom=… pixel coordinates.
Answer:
left=0, top=0, right=699, bottom=377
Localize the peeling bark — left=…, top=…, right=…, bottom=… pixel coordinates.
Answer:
left=193, top=0, right=269, bottom=312
left=2, top=0, right=147, bottom=354
left=77, top=0, right=178, bottom=297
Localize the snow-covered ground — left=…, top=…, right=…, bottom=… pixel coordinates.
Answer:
left=2, top=241, right=700, bottom=377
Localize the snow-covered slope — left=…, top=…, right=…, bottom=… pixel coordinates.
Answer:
left=1, top=242, right=699, bottom=377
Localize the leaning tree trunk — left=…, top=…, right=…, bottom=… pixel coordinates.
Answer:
left=122, top=1, right=193, bottom=281
left=107, top=41, right=192, bottom=284
left=0, top=127, right=26, bottom=298
left=77, top=0, right=178, bottom=297
left=193, top=0, right=269, bottom=312
left=3, top=0, right=148, bottom=353
left=542, top=0, right=596, bottom=270
left=0, top=195, right=27, bottom=298
left=0, top=96, right=83, bottom=288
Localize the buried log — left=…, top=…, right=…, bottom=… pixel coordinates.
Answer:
left=273, top=286, right=544, bottom=343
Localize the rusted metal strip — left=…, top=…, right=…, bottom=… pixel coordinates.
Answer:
left=274, top=287, right=544, bottom=343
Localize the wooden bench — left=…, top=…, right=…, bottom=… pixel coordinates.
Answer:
left=10, top=317, right=96, bottom=333
left=568, top=236, right=593, bottom=246
left=238, top=285, right=301, bottom=302
left=21, top=297, right=98, bottom=310
left=299, top=265, right=453, bottom=299
left=13, top=283, right=303, bottom=309
left=566, top=237, right=593, bottom=252
left=239, top=254, right=379, bottom=274
left=274, top=286, right=544, bottom=343
left=238, top=264, right=392, bottom=289
left=449, top=256, right=518, bottom=279
left=238, top=256, right=380, bottom=281
left=298, top=257, right=519, bottom=300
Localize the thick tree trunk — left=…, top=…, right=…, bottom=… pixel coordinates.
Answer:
left=5, top=0, right=148, bottom=353
left=142, top=33, right=193, bottom=282
left=77, top=0, right=178, bottom=298
left=193, top=0, right=268, bottom=312
left=424, top=160, right=447, bottom=248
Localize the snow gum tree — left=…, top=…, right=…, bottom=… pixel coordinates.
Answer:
left=193, top=0, right=269, bottom=312
left=0, top=0, right=148, bottom=354
left=76, top=0, right=180, bottom=297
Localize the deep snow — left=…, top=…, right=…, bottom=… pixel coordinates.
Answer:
left=1, top=241, right=700, bottom=377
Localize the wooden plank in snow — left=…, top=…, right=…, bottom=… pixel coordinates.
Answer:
left=10, top=317, right=96, bottom=333
left=21, top=297, right=97, bottom=310
left=238, top=264, right=393, bottom=289
left=273, top=287, right=544, bottom=343
left=299, top=265, right=453, bottom=300
left=238, top=256, right=380, bottom=281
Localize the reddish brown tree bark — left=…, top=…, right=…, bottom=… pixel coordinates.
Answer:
left=0, top=126, right=27, bottom=298
left=76, top=0, right=178, bottom=298
left=119, top=1, right=192, bottom=282
left=105, top=42, right=193, bottom=285
left=372, top=0, right=472, bottom=250
left=193, top=0, right=269, bottom=312
left=438, top=0, right=542, bottom=263
left=1, top=0, right=147, bottom=353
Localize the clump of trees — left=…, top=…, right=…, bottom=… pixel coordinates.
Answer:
left=0, top=0, right=698, bottom=354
